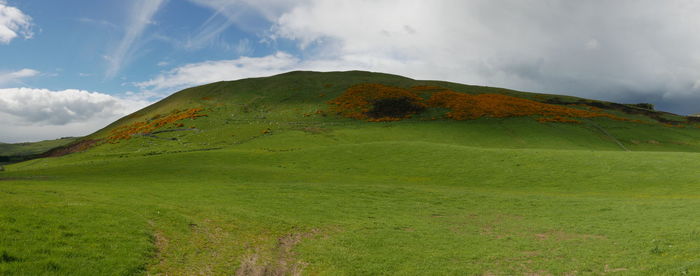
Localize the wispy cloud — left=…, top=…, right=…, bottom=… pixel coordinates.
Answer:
left=0, top=68, right=39, bottom=86
left=0, top=1, right=33, bottom=44
left=105, top=0, right=167, bottom=78
left=77, top=17, right=118, bottom=30
left=234, top=38, right=253, bottom=56
left=188, top=0, right=294, bottom=20
left=182, top=1, right=285, bottom=52
left=187, top=0, right=298, bottom=32
left=184, top=10, right=234, bottom=50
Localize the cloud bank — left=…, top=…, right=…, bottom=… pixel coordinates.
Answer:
left=0, top=0, right=33, bottom=44
left=0, top=88, right=149, bottom=142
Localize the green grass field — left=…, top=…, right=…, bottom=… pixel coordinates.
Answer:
left=2, top=71, right=700, bottom=275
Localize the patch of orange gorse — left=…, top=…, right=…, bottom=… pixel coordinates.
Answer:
left=329, top=83, right=632, bottom=123
left=328, top=83, right=426, bottom=121
left=426, top=91, right=628, bottom=122
left=107, top=108, right=206, bottom=143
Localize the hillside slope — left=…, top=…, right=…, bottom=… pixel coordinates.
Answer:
left=41, top=70, right=700, bottom=157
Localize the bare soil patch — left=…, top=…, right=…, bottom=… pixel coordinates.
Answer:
left=43, top=139, right=101, bottom=157
left=235, top=229, right=320, bottom=276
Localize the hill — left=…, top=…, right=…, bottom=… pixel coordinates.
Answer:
left=43, top=70, right=700, bottom=158
left=3, top=71, right=700, bottom=275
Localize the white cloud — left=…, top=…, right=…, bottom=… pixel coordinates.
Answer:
left=0, top=1, right=33, bottom=44
left=0, top=68, right=39, bottom=86
left=0, top=88, right=150, bottom=142
left=105, top=0, right=167, bottom=78
left=136, top=51, right=299, bottom=91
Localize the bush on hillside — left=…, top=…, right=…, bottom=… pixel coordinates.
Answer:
left=366, top=97, right=426, bottom=119
left=328, top=83, right=427, bottom=121
left=628, top=103, right=655, bottom=110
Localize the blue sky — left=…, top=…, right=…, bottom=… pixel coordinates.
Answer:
left=3, top=0, right=700, bottom=142
left=1, top=0, right=283, bottom=94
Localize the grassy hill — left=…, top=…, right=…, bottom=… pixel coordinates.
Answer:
left=44, top=70, right=700, bottom=156
left=3, top=71, right=700, bottom=275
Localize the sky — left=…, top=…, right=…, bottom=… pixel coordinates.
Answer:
left=2, top=0, right=700, bottom=142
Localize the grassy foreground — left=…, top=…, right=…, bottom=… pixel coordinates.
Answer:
left=3, top=120, right=700, bottom=275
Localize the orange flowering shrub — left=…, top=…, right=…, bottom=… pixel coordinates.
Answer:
left=328, top=83, right=633, bottom=124
left=328, top=83, right=427, bottom=121
left=107, top=108, right=206, bottom=143
left=427, top=91, right=628, bottom=122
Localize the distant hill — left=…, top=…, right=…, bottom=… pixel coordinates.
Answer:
left=0, top=137, right=77, bottom=165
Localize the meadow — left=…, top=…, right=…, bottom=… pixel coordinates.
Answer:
left=2, top=71, right=700, bottom=275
